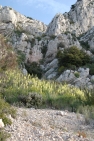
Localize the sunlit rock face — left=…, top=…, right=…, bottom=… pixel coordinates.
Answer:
left=0, top=6, right=47, bottom=35
left=46, top=0, right=94, bottom=36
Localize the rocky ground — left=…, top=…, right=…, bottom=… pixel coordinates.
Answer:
left=5, top=108, right=94, bottom=141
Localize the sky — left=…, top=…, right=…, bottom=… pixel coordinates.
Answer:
left=0, top=0, right=77, bottom=25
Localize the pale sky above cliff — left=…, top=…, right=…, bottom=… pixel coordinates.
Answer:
left=0, top=0, right=77, bottom=24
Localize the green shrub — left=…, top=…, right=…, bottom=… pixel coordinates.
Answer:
left=25, top=62, right=42, bottom=78
left=18, top=92, right=43, bottom=108
left=91, top=49, right=94, bottom=54
left=58, top=66, right=65, bottom=74
left=77, top=105, right=94, bottom=123
left=36, top=36, right=41, bottom=41
left=57, top=42, right=65, bottom=48
left=14, top=29, right=23, bottom=37
left=1, top=69, right=94, bottom=113
left=50, top=35, right=56, bottom=40
left=80, top=41, right=90, bottom=50
left=17, top=50, right=26, bottom=65
left=41, top=45, right=47, bottom=58
left=27, top=16, right=33, bottom=20
left=71, top=4, right=75, bottom=10
left=83, top=88, right=94, bottom=106
left=70, top=20, right=74, bottom=24
left=74, top=72, right=80, bottom=78
left=57, top=46, right=90, bottom=69
left=31, top=38, right=35, bottom=47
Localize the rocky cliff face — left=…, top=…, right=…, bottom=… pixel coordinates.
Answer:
left=0, top=6, right=47, bottom=36
left=0, top=1, right=94, bottom=88
left=46, top=0, right=94, bottom=36
left=0, top=5, right=47, bottom=63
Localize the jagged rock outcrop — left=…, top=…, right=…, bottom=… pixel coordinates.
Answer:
left=0, top=5, right=47, bottom=63
left=56, top=68, right=93, bottom=89
left=46, top=0, right=94, bottom=36
left=0, top=6, right=47, bottom=35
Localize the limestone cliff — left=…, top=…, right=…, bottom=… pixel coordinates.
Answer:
left=46, top=0, right=94, bottom=36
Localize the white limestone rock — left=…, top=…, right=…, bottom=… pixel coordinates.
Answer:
left=57, top=70, right=75, bottom=82
left=0, top=6, right=47, bottom=35
left=91, top=75, right=94, bottom=82
left=74, top=77, right=91, bottom=88
left=46, top=0, right=94, bottom=36
left=0, top=119, right=4, bottom=128
left=47, top=72, right=57, bottom=79
left=78, top=68, right=89, bottom=78
left=29, top=44, right=43, bottom=63
left=0, top=5, right=2, bottom=9
left=45, top=59, right=58, bottom=71
left=46, top=39, right=58, bottom=58
left=45, top=68, right=55, bottom=78
left=22, top=68, right=28, bottom=75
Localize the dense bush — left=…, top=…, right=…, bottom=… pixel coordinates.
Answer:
left=57, top=42, right=65, bottom=48
left=57, top=46, right=90, bottom=69
left=74, top=72, right=80, bottom=78
left=36, top=36, right=41, bottom=41
left=18, top=92, right=43, bottom=108
left=80, top=41, right=90, bottom=50
left=0, top=69, right=86, bottom=111
left=14, top=28, right=24, bottom=37
left=41, top=45, right=47, bottom=58
left=25, top=62, right=42, bottom=78
left=71, top=4, right=75, bottom=10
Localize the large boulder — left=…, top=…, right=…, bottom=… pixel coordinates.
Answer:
left=0, top=7, right=17, bottom=25
left=45, top=59, right=58, bottom=71
left=57, top=70, right=75, bottom=83
left=78, top=68, right=89, bottom=78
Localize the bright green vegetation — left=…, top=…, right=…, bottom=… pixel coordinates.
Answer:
left=0, top=69, right=94, bottom=113
left=74, top=72, right=80, bottom=78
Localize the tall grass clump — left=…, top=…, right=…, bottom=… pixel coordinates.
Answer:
left=0, top=69, right=86, bottom=111
left=1, top=68, right=94, bottom=121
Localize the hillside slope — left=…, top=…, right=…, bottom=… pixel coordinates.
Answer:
left=0, top=0, right=94, bottom=88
